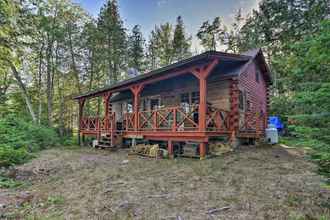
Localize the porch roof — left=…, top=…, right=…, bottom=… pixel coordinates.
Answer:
left=74, top=49, right=270, bottom=100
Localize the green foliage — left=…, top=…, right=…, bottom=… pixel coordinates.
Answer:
left=0, top=115, right=59, bottom=151
left=128, top=25, right=146, bottom=72
left=0, top=146, right=32, bottom=167
left=0, top=176, right=23, bottom=188
left=0, top=115, right=60, bottom=167
left=147, top=17, right=191, bottom=69
left=268, top=20, right=330, bottom=179
left=172, top=16, right=191, bottom=61
left=47, top=195, right=65, bottom=205
left=197, top=17, right=226, bottom=51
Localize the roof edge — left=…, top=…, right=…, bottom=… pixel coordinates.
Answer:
left=73, top=50, right=254, bottom=100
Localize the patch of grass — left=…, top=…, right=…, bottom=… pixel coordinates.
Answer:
left=281, top=137, right=330, bottom=180
left=0, top=176, right=23, bottom=188
left=286, top=193, right=303, bottom=207
left=25, top=213, right=65, bottom=220
left=47, top=195, right=65, bottom=206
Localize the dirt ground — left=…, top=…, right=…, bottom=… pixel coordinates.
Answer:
left=0, top=145, right=329, bottom=220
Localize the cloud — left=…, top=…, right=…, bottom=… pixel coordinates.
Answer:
left=157, top=0, right=169, bottom=7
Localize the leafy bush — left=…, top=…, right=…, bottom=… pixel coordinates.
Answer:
left=0, top=115, right=60, bottom=167
left=0, top=146, right=33, bottom=167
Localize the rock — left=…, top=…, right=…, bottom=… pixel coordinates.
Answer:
left=121, top=160, right=129, bottom=165
left=207, top=206, right=231, bottom=214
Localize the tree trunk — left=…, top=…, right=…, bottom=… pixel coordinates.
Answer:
left=37, top=42, right=44, bottom=125
left=9, top=61, right=37, bottom=122
left=46, top=36, right=53, bottom=127
left=88, top=50, right=94, bottom=92
left=68, top=21, right=81, bottom=94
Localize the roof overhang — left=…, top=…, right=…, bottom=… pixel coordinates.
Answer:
left=73, top=50, right=256, bottom=100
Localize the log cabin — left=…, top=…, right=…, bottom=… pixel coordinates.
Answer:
left=74, top=48, right=271, bottom=159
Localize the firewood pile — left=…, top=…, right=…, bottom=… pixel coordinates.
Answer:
left=130, top=144, right=168, bottom=158
left=208, top=142, right=233, bottom=156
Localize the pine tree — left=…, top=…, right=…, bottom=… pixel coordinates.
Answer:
left=197, top=17, right=226, bottom=51
left=146, top=29, right=159, bottom=70
left=97, top=0, right=127, bottom=84
left=226, top=9, right=244, bottom=53
left=157, top=23, right=173, bottom=66
left=172, top=16, right=191, bottom=62
left=128, top=25, right=145, bottom=73
left=147, top=23, right=173, bottom=68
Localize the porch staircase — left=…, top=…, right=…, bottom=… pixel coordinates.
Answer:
left=95, top=132, right=122, bottom=149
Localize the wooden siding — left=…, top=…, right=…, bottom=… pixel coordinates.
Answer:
left=238, top=61, right=268, bottom=133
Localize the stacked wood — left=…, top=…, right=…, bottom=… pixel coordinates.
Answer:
left=130, top=144, right=168, bottom=158
left=208, top=142, right=233, bottom=155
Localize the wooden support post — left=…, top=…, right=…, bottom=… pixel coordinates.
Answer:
left=168, top=140, right=174, bottom=159
left=78, top=98, right=85, bottom=146
left=153, top=111, right=157, bottom=131
left=191, top=59, right=219, bottom=132
left=199, top=142, right=206, bottom=160
left=199, top=77, right=207, bottom=131
left=103, top=92, right=112, bottom=130
left=130, top=84, right=144, bottom=131
left=172, top=108, right=177, bottom=132
left=100, top=92, right=112, bottom=144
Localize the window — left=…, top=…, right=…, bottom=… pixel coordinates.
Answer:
left=142, top=99, right=147, bottom=111
left=256, top=70, right=260, bottom=83
left=246, top=100, right=251, bottom=111
left=191, top=91, right=200, bottom=104
left=180, top=93, right=189, bottom=104
left=150, top=98, right=160, bottom=110
left=239, top=90, right=244, bottom=110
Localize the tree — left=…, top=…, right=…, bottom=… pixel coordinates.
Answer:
left=146, top=29, right=159, bottom=70
left=172, top=16, right=191, bottom=61
left=157, top=23, right=173, bottom=66
left=226, top=9, right=244, bottom=53
left=127, top=25, right=145, bottom=72
left=197, top=17, right=226, bottom=51
left=97, top=0, right=127, bottom=84
left=0, top=0, right=38, bottom=122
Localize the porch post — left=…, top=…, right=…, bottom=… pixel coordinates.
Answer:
left=199, top=77, right=207, bottom=131
left=199, top=142, right=206, bottom=160
left=191, top=59, right=219, bottom=132
left=102, top=92, right=113, bottom=145
left=78, top=98, right=85, bottom=146
left=167, top=140, right=174, bottom=159
left=130, top=84, right=144, bottom=131
left=103, top=92, right=112, bottom=129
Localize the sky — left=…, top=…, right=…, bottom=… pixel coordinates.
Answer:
left=73, top=0, right=261, bottom=51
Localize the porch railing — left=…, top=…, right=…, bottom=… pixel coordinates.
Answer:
left=80, top=112, right=116, bottom=132
left=206, top=107, right=230, bottom=132
left=80, top=106, right=230, bottom=133
left=124, top=105, right=230, bottom=132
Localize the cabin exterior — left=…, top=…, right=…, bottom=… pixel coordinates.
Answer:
left=74, top=49, right=271, bottom=159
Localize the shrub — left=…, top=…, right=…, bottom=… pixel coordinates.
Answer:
left=0, top=114, right=60, bottom=167
left=0, top=145, right=33, bottom=167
